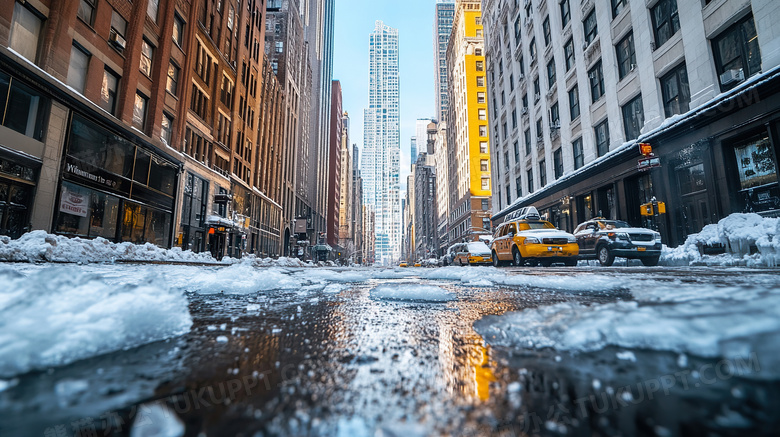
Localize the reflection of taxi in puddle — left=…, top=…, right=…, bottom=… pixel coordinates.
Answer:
left=491, top=206, right=579, bottom=267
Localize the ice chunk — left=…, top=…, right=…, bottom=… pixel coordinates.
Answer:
left=215, top=336, right=229, bottom=343
left=0, top=268, right=192, bottom=377
left=130, top=402, right=185, bottom=437
left=370, top=284, right=455, bottom=302
left=616, top=351, right=636, bottom=362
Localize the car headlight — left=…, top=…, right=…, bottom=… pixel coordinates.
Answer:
left=567, top=236, right=577, bottom=243
left=524, top=237, right=540, bottom=244
left=615, top=232, right=629, bottom=240
left=655, top=233, right=662, bottom=242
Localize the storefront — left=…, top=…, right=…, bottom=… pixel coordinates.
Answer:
left=179, top=172, right=209, bottom=253
left=53, top=114, right=179, bottom=247
left=0, top=151, right=38, bottom=238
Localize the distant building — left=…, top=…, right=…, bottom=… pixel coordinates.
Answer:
left=434, top=1, right=456, bottom=123
left=338, top=112, right=353, bottom=251
left=326, top=81, right=342, bottom=248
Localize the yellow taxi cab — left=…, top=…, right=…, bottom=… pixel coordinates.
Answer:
left=491, top=206, right=579, bottom=267
left=399, top=261, right=408, bottom=267
left=413, top=262, right=422, bottom=267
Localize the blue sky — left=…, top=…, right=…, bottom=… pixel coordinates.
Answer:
left=333, top=0, right=437, bottom=186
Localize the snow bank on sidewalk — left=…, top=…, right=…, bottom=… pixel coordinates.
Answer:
left=0, top=231, right=311, bottom=266
left=661, top=213, right=780, bottom=267
left=474, top=280, right=780, bottom=377
left=0, top=267, right=192, bottom=377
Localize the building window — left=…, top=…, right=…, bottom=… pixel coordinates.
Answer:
left=481, top=159, right=489, bottom=172
left=161, top=113, right=173, bottom=145
left=0, top=71, right=49, bottom=141
left=478, top=108, right=486, bottom=120
left=524, top=128, right=531, bottom=155
left=476, top=61, right=484, bottom=71
left=616, top=31, right=636, bottom=79
left=622, top=94, right=644, bottom=140
left=140, top=39, right=154, bottom=77
left=651, top=0, right=680, bottom=49
left=501, top=91, right=506, bottom=105
left=67, top=44, right=90, bottom=94
left=482, top=199, right=489, bottom=210
left=173, top=14, right=185, bottom=47
left=10, top=2, right=44, bottom=63
left=477, top=76, right=485, bottom=87
left=611, top=0, right=627, bottom=18
left=573, top=137, right=584, bottom=169
left=584, top=9, right=598, bottom=45
left=543, top=16, right=551, bottom=46
left=513, top=140, right=520, bottom=162
left=477, top=92, right=486, bottom=103
left=511, top=109, right=517, bottom=129
left=133, top=92, right=148, bottom=131
left=77, top=0, right=96, bottom=26
left=480, top=141, right=488, bottom=153
left=275, top=41, right=284, bottom=53
left=550, top=102, right=560, bottom=126
left=110, top=10, right=128, bottom=50
left=502, top=122, right=508, bottom=139
left=569, top=85, right=580, bottom=120
left=479, top=125, right=487, bottom=137
left=481, top=178, right=490, bottom=190
left=527, top=168, right=534, bottom=193
left=547, top=59, right=556, bottom=88
left=661, top=62, right=690, bottom=117
left=506, top=184, right=511, bottom=204
left=100, top=69, right=119, bottom=115
left=519, top=56, right=525, bottom=75
left=533, top=78, right=540, bottom=101
left=516, top=176, right=522, bottom=197
left=514, top=15, right=522, bottom=43
left=536, top=119, right=543, bottom=141
left=166, top=62, right=180, bottom=96
left=522, top=94, right=528, bottom=109
left=221, top=75, right=234, bottom=107
left=529, top=37, right=537, bottom=60
left=509, top=74, right=515, bottom=91
left=554, top=148, right=563, bottom=179
left=561, top=0, right=571, bottom=27
left=564, top=38, right=575, bottom=71
left=713, top=15, right=761, bottom=91
left=494, top=123, right=500, bottom=142
left=503, top=152, right=509, bottom=170
left=539, top=160, right=547, bottom=187
left=589, top=60, right=605, bottom=102
left=595, top=119, right=610, bottom=157
left=147, top=0, right=159, bottom=22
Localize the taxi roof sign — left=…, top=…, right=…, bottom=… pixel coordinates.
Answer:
left=506, top=206, right=541, bottom=222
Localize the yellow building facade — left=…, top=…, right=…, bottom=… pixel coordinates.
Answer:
left=446, top=0, right=493, bottom=243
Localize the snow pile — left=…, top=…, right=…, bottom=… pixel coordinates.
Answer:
left=0, top=231, right=313, bottom=266
left=370, top=284, right=455, bottom=302
left=0, top=267, right=192, bottom=377
left=661, top=213, right=780, bottom=267
left=180, top=263, right=302, bottom=294
left=474, top=281, right=780, bottom=376
left=423, top=266, right=622, bottom=291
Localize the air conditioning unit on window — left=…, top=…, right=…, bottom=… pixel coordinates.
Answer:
left=109, top=32, right=126, bottom=50
left=720, top=68, right=744, bottom=85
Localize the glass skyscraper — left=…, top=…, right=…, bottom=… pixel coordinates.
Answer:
left=434, top=1, right=455, bottom=123
left=362, top=21, right=401, bottom=265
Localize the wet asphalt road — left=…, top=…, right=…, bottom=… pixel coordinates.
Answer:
left=1, top=265, right=779, bottom=436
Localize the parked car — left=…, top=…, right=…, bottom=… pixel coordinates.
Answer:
left=441, top=243, right=460, bottom=266
left=452, top=241, right=493, bottom=266
left=491, top=206, right=579, bottom=267
left=573, top=219, right=662, bottom=266
left=399, top=261, right=408, bottom=267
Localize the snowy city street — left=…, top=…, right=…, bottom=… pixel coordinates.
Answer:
left=2, top=259, right=780, bottom=436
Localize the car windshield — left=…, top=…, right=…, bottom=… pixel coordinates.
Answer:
left=467, top=242, right=490, bottom=253
left=599, top=220, right=630, bottom=230
left=518, top=221, right=556, bottom=230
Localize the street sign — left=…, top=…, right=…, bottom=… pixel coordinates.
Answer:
left=637, top=156, right=661, bottom=171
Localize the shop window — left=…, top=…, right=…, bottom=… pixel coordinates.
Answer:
left=595, top=119, right=610, bottom=157
left=616, top=31, right=636, bottom=80
left=621, top=94, right=643, bottom=141
left=69, top=115, right=135, bottom=178
left=67, top=44, right=90, bottom=94
left=583, top=9, right=598, bottom=46
left=100, top=69, right=120, bottom=115
left=55, top=182, right=120, bottom=240
left=713, top=15, right=761, bottom=92
left=133, top=149, right=150, bottom=184
left=661, top=62, right=690, bottom=117
left=677, top=163, right=706, bottom=195
left=0, top=71, right=49, bottom=141
left=10, top=2, right=44, bottom=63
left=731, top=133, right=779, bottom=213
left=651, top=0, right=680, bottom=49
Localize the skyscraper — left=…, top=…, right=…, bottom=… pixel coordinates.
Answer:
left=434, top=1, right=455, bottom=123
left=362, top=21, right=401, bottom=265
left=415, top=118, right=433, bottom=160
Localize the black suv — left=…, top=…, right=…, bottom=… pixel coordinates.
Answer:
left=573, top=219, right=662, bottom=266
